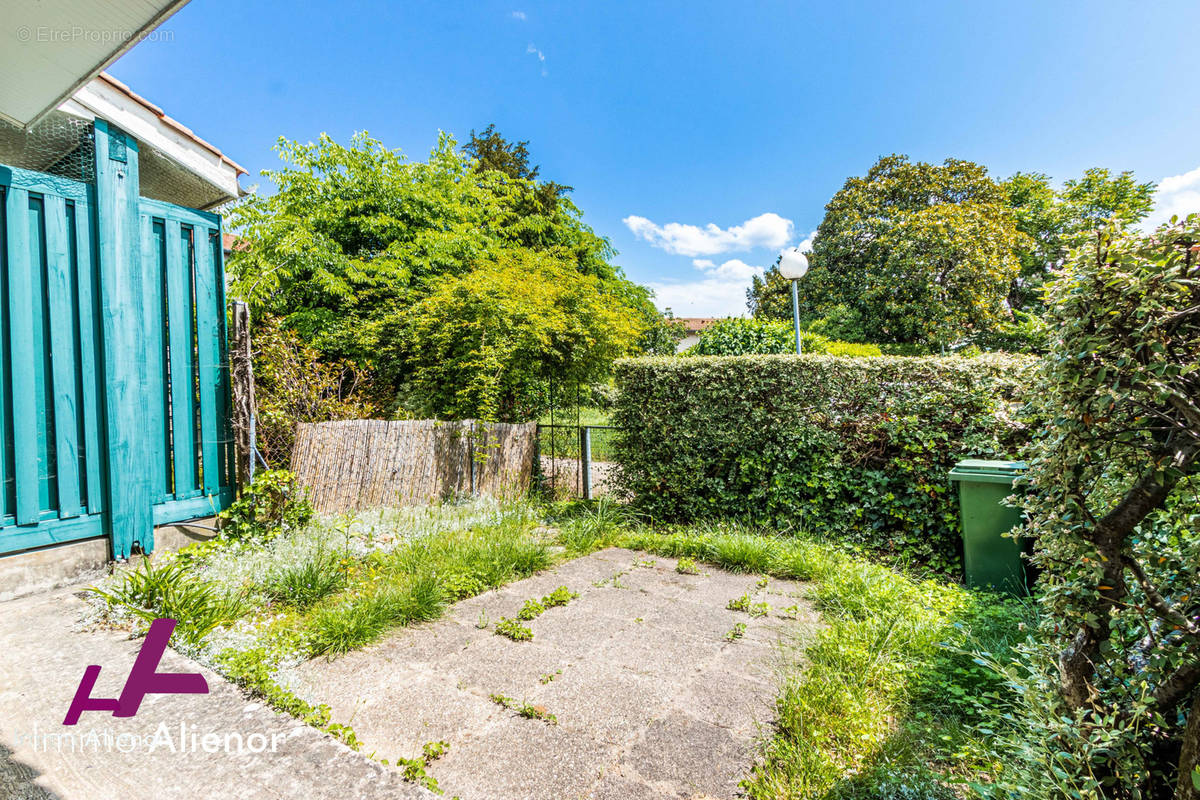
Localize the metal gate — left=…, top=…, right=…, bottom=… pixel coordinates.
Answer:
left=0, top=121, right=233, bottom=558
left=535, top=424, right=620, bottom=500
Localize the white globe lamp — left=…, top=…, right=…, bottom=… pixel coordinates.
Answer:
left=778, top=248, right=809, bottom=352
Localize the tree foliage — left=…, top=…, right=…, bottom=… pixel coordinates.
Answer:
left=992, top=216, right=1200, bottom=797
left=385, top=250, right=645, bottom=421
left=684, top=317, right=881, bottom=357
left=756, top=156, right=1025, bottom=350
left=228, top=131, right=656, bottom=420
left=1003, top=168, right=1155, bottom=313
left=749, top=159, right=1157, bottom=352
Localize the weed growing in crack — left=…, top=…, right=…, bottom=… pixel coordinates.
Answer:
left=389, top=739, right=450, bottom=793
left=513, top=586, right=579, bottom=625
left=494, top=617, right=533, bottom=641
left=728, top=592, right=769, bottom=617
left=490, top=693, right=557, bottom=725
left=725, top=623, right=747, bottom=642
left=541, top=585, right=578, bottom=608
left=675, top=557, right=700, bottom=575
left=539, top=669, right=562, bottom=684
left=594, top=570, right=628, bottom=589
left=517, top=598, right=546, bottom=621
left=476, top=609, right=489, bottom=629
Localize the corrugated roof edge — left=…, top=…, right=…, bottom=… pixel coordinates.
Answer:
left=96, top=71, right=248, bottom=177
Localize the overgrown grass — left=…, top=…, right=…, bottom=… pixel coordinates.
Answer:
left=92, top=559, right=247, bottom=646
left=619, top=523, right=1033, bottom=798
left=88, top=498, right=557, bottom=753
left=553, top=496, right=631, bottom=555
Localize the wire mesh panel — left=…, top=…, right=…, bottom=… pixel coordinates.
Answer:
left=535, top=424, right=620, bottom=500
left=0, top=113, right=95, bottom=184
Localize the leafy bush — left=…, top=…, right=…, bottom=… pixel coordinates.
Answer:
left=218, top=469, right=313, bottom=542
left=982, top=217, right=1200, bottom=796
left=250, top=316, right=385, bottom=467
left=613, top=354, right=1036, bottom=570
left=685, top=317, right=881, bottom=357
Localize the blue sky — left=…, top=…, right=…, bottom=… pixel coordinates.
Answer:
left=109, top=0, right=1200, bottom=316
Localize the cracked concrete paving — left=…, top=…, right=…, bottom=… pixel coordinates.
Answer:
left=0, top=585, right=436, bottom=800
left=290, top=548, right=821, bottom=800
left=0, top=548, right=818, bottom=800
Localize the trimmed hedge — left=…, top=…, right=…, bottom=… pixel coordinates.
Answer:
left=612, top=353, right=1037, bottom=571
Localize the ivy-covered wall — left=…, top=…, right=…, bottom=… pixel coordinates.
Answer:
left=612, top=353, right=1037, bottom=572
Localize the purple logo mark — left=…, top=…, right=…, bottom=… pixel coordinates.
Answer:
left=63, top=618, right=209, bottom=725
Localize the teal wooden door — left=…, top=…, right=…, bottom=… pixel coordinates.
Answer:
left=0, top=165, right=106, bottom=552
left=138, top=197, right=234, bottom=529
left=0, top=123, right=233, bottom=558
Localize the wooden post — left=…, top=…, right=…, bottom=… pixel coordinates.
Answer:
left=93, top=120, right=154, bottom=558
left=229, top=301, right=256, bottom=490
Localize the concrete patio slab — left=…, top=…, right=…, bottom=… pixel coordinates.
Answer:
left=1, top=547, right=820, bottom=800
left=291, top=548, right=820, bottom=800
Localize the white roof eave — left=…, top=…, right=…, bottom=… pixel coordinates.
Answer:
left=1, top=0, right=192, bottom=129
left=64, top=76, right=244, bottom=203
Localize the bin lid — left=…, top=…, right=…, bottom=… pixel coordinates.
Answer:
left=949, top=459, right=1027, bottom=481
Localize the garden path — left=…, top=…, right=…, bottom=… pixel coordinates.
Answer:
left=0, top=583, right=435, bottom=800
left=289, top=547, right=819, bottom=800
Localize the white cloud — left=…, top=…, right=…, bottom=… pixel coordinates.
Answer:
left=526, top=43, right=545, bottom=61
left=511, top=10, right=526, bottom=20
left=623, top=212, right=795, bottom=257
left=649, top=258, right=768, bottom=317
left=793, top=230, right=816, bottom=253
left=1144, top=165, right=1200, bottom=229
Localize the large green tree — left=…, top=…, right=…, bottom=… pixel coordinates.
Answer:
left=228, top=131, right=657, bottom=417
left=750, top=160, right=1157, bottom=349
left=759, top=155, right=1025, bottom=350
left=385, top=249, right=644, bottom=420
left=1003, top=168, right=1155, bottom=312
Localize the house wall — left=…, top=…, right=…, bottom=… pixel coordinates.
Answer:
left=0, top=518, right=217, bottom=602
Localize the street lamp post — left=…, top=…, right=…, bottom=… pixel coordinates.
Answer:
left=778, top=248, right=809, bottom=354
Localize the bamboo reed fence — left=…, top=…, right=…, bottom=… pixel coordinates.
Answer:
left=290, top=419, right=537, bottom=513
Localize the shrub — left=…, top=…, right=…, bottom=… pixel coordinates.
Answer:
left=684, top=317, right=881, bottom=357
left=984, top=218, right=1200, bottom=796
left=613, top=353, right=1036, bottom=571
left=250, top=316, right=385, bottom=467
left=219, top=469, right=313, bottom=542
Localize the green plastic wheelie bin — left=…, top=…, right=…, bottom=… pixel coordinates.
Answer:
left=948, top=459, right=1029, bottom=595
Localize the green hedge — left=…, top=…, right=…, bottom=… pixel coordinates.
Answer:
left=612, top=353, right=1036, bottom=571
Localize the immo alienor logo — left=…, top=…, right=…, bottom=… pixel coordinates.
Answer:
left=64, top=619, right=209, bottom=725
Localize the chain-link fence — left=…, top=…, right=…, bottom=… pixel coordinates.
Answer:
left=535, top=424, right=621, bottom=499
